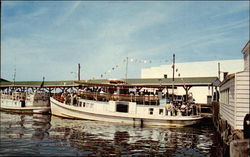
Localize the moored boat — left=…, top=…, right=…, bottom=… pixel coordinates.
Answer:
left=50, top=80, right=203, bottom=127
left=0, top=90, right=50, bottom=114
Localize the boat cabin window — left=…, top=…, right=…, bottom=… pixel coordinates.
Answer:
left=159, top=109, right=163, bottom=115
left=116, top=104, right=128, bottom=113
left=149, top=108, right=154, bottom=115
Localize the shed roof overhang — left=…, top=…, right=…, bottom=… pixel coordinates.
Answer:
left=219, top=74, right=235, bottom=87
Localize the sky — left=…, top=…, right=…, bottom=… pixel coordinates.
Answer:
left=1, top=1, right=249, bottom=81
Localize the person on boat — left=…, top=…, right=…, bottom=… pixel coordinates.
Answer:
left=99, top=90, right=107, bottom=101
left=187, top=103, right=192, bottom=116
left=181, top=103, right=187, bottom=116
left=100, top=90, right=105, bottom=94
left=171, top=104, right=176, bottom=116
left=172, top=102, right=178, bottom=116
left=112, top=91, right=118, bottom=101
left=177, top=107, right=182, bottom=116
left=165, top=103, right=171, bottom=116
left=165, top=102, right=174, bottom=116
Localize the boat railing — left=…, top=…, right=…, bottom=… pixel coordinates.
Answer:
left=83, top=91, right=159, bottom=105
left=56, top=91, right=160, bottom=105
left=165, top=103, right=202, bottom=116
left=0, top=91, right=26, bottom=101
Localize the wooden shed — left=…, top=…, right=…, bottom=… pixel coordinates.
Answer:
left=219, top=41, right=249, bottom=130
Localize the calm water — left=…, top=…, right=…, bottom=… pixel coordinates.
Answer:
left=0, top=111, right=224, bottom=156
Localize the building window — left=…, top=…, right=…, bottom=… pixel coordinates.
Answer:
left=159, top=109, right=163, bottom=115
left=226, top=89, right=229, bottom=104
left=149, top=108, right=154, bottom=115
left=221, top=88, right=230, bottom=104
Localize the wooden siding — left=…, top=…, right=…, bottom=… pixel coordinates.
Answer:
left=235, top=71, right=250, bottom=130
left=220, top=70, right=249, bottom=130
left=220, top=78, right=235, bottom=128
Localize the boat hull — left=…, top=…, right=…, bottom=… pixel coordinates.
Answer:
left=50, top=97, right=202, bottom=127
left=0, top=106, right=51, bottom=114
left=0, top=95, right=50, bottom=114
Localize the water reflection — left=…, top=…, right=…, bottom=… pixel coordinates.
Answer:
left=0, top=111, right=224, bottom=156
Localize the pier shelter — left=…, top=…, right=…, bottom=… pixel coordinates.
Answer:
left=0, top=80, right=79, bottom=93
left=219, top=41, right=249, bottom=130
left=0, top=77, right=220, bottom=100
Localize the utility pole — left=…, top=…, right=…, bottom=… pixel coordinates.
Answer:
left=125, top=57, right=128, bottom=81
left=172, top=54, right=175, bottom=102
left=78, top=63, right=81, bottom=81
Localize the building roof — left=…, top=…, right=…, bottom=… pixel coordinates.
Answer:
left=219, top=73, right=235, bottom=87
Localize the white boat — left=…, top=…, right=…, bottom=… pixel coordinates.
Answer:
left=50, top=80, right=202, bottom=127
left=0, top=90, right=50, bottom=114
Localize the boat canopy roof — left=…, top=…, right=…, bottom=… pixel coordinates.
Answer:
left=74, top=81, right=168, bottom=88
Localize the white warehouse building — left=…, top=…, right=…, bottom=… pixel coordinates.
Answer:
left=141, top=59, right=244, bottom=104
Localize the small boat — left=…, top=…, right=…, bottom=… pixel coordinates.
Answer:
left=0, top=90, right=50, bottom=114
left=50, top=80, right=202, bottom=127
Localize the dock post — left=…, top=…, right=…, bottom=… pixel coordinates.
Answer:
left=140, top=119, right=144, bottom=128
left=230, top=139, right=250, bottom=157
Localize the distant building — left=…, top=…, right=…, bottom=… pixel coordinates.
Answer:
left=219, top=41, right=249, bottom=130
left=141, top=59, right=243, bottom=104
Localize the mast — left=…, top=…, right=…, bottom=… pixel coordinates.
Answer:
left=13, top=66, right=16, bottom=87
left=172, top=54, right=175, bottom=102
left=78, top=63, right=81, bottom=81
left=13, top=52, right=17, bottom=88
left=125, top=57, right=128, bottom=81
